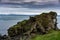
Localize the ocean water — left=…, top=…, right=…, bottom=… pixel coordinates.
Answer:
left=0, top=15, right=60, bottom=35
left=0, top=15, right=30, bottom=35
left=57, top=16, right=60, bottom=29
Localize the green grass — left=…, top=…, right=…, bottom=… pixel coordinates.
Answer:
left=31, top=30, right=60, bottom=40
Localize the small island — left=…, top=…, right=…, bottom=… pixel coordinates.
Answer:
left=0, top=11, right=60, bottom=40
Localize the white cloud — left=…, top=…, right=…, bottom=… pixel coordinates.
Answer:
left=0, top=7, right=60, bottom=15
left=0, top=7, right=41, bottom=15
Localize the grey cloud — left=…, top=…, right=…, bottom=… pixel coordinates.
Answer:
left=0, top=0, right=60, bottom=9
left=0, top=0, right=59, bottom=5
left=0, top=0, right=59, bottom=3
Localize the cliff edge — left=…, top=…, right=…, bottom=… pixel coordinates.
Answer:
left=0, top=11, right=58, bottom=40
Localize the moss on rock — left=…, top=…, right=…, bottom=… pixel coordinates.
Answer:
left=8, top=11, right=58, bottom=37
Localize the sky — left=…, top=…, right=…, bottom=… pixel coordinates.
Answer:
left=0, top=0, right=59, bottom=5
left=0, top=0, right=60, bottom=15
left=1, top=0, right=59, bottom=3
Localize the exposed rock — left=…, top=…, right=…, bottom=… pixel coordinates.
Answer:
left=0, top=11, right=58, bottom=40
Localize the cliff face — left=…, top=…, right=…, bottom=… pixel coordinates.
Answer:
left=1, top=11, right=58, bottom=40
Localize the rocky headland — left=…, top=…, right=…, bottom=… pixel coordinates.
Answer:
left=0, top=11, right=58, bottom=40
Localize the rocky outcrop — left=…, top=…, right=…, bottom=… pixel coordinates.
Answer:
left=0, top=11, right=58, bottom=40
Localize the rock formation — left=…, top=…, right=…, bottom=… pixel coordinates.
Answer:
left=0, top=11, right=58, bottom=40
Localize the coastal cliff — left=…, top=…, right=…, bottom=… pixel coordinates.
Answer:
left=0, top=11, right=58, bottom=40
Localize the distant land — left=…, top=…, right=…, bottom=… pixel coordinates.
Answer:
left=0, top=14, right=60, bottom=16
left=57, top=15, right=60, bottom=17
left=0, top=14, right=35, bottom=16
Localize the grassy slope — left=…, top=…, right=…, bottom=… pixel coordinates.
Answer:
left=31, top=30, right=60, bottom=40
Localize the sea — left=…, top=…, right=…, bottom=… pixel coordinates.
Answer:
left=0, top=15, right=60, bottom=35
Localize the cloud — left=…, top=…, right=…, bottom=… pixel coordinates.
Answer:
left=0, top=0, right=60, bottom=15
left=0, top=6, right=60, bottom=15
left=0, top=7, right=41, bottom=15
left=1, top=0, right=59, bottom=4
left=0, top=0, right=59, bottom=9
